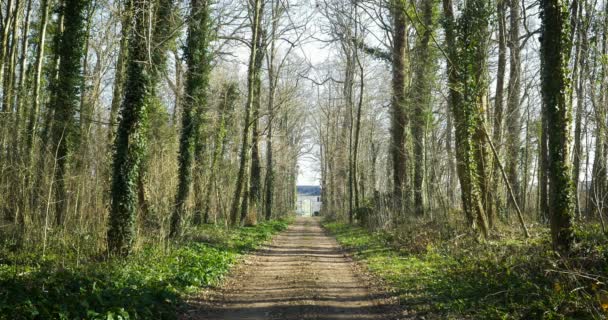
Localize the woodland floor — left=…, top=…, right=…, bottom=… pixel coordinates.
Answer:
left=180, top=217, right=402, bottom=320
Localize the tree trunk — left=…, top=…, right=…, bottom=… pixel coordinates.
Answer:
left=25, top=0, right=50, bottom=169
left=264, top=0, right=279, bottom=220
left=230, top=0, right=263, bottom=225
left=490, top=0, right=507, bottom=227
left=48, top=0, right=90, bottom=225
left=107, top=0, right=131, bottom=144
left=108, top=0, right=174, bottom=255
left=450, top=0, right=492, bottom=237
left=589, top=6, right=608, bottom=218
left=390, top=0, right=409, bottom=213
left=505, top=0, right=523, bottom=215
left=170, top=0, right=212, bottom=237
left=411, top=0, right=434, bottom=217
left=540, top=0, right=575, bottom=251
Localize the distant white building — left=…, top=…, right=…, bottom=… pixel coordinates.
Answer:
left=296, top=186, right=321, bottom=216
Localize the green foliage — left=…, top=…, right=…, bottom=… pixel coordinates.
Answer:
left=540, top=0, right=576, bottom=252
left=48, top=0, right=90, bottom=223
left=171, top=0, right=214, bottom=237
left=0, top=219, right=290, bottom=319
left=324, top=221, right=608, bottom=319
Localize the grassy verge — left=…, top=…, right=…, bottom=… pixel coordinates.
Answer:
left=0, top=218, right=291, bottom=319
left=323, top=220, right=608, bottom=319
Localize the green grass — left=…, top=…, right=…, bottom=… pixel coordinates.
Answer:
left=0, top=219, right=291, bottom=320
left=323, top=221, right=608, bottom=319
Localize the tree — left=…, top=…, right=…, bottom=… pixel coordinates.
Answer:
left=230, top=0, right=264, bottom=225
left=410, top=0, right=436, bottom=216
left=107, top=0, right=131, bottom=144
left=505, top=0, right=522, bottom=211
left=170, top=0, right=212, bottom=238
left=107, top=0, right=175, bottom=255
left=247, top=0, right=266, bottom=224
left=390, top=0, right=409, bottom=212
left=589, top=3, right=608, bottom=220
left=48, top=0, right=90, bottom=225
left=490, top=0, right=507, bottom=227
left=540, top=0, right=575, bottom=251
left=194, top=82, right=237, bottom=225
left=24, top=0, right=51, bottom=170
left=449, top=0, right=492, bottom=237
left=264, top=0, right=279, bottom=221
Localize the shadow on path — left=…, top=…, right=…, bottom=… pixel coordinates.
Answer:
left=180, top=217, right=400, bottom=320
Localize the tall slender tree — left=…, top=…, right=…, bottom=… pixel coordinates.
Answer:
left=107, top=0, right=175, bottom=254
left=491, top=0, right=507, bottom=227
left=410, top=0, right=435, bottom=216
left=390, top=0, right=409, bottom=212
left=170, top=0, right=212, bottom=237
left=540, top=0, right=575, bottom=251
left=505, top=0, right=522, bottom=209
left=48, top=0, right=90, bottom=225
left=247, top=0, right=265, bottom=224
left=230, top=0, right=264, bottom=225
left=107, top=0, right=132, bottom=144
left=451, top=0, right=492, bottom=237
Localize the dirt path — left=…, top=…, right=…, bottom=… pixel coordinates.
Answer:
left=181, top=217, right=398, bottom=320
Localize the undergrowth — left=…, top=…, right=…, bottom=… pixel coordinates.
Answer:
left=323, top=220, right=608, bottom=319
left=0, top=218, right=291, bottom=319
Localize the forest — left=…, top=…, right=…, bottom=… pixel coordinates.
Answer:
left=0, top=0, right=608, bottom=318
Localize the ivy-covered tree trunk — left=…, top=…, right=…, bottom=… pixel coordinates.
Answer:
left=540, top=0, right=575, bottom=251
left=169, top=0, right=212, bottom=238
left=451, top=0, right=491, bottom=237
left=48, top=0, right=90, bottom=225
left=107, top=0, right=175, bottom=254
left=390, top=0, right=409, bottom=212
left=107, top=0, right=151, bottom=255
left=410, top=0, right=435, bottom=217
left=442, top=0, right=466, bottom=217
left=107, top=0, right=131, bottom=144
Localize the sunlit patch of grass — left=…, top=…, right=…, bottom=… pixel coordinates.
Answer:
left=0, top=218, right=291, bottom=319
left=323, top=220, right=608, bottom=319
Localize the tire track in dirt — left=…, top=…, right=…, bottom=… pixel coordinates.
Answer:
left=181, top=216, right=399, bottom=320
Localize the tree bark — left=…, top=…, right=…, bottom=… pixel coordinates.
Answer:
left=540, top=0, right=576, bottom=251
left=390, top=0, right=409, bottom=213
left=170, top=0, right=212, bottom=237
left=230, top=0, right=263, bottom=225
left=490, top=0, right=507, bottom=227
left=48, top=0, right=90, bottom=225
left=411, top=0, right=434, bottom=217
